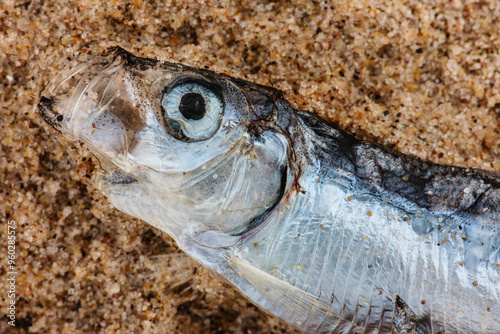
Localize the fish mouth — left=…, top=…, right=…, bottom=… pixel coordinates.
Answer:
left=40, top=92, right=139, bottom=188
left=38, top=48, right=151, bottom=190
left=37, top=48, right=149, bottom=162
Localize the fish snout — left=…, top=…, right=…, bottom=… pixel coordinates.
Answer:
left=38, top=53, right=148, bottom=161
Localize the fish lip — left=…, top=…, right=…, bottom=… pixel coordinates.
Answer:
left=38, top=96, right=64, bottom=133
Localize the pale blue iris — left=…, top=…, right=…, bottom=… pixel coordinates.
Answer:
left=162, top=82, right=223, bottom=140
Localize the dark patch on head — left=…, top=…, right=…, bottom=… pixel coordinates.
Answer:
left=230, top=77, right=283, bottom=120
left=235, top=163, right=288, bottom=237
left=109, top=46, right=159, bottom=71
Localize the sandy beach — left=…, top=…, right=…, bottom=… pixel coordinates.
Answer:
left=1, top=0, right=499, bottom=333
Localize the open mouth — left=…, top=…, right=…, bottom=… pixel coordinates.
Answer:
left=40, top=92, right=138, bottom=187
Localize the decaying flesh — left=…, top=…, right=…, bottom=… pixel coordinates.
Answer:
left=39, top=47, right=500, bottom=333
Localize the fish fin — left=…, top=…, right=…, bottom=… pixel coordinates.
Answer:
left=393, top=295, right=430, bottom=334
left=229, top=256, right=345, bottom=327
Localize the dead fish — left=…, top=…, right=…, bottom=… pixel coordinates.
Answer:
left=39, top=47, right=500, bottom=333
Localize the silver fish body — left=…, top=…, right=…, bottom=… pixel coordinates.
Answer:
left=39, top=48, right=500, bottom=333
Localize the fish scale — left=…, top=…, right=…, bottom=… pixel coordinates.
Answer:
left=39, top=47, right=500, bottom=333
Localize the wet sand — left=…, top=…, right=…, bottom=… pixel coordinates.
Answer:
left=1, top=0, right=499, bottom=333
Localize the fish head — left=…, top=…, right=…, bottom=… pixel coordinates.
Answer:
left=39, top=47, right=290, bottom=246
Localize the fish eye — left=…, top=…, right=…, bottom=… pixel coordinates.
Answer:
left=161, top=78, right=224, bottom=141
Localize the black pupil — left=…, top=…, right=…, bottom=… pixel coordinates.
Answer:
left=179, top=93, right=206, bottom=120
